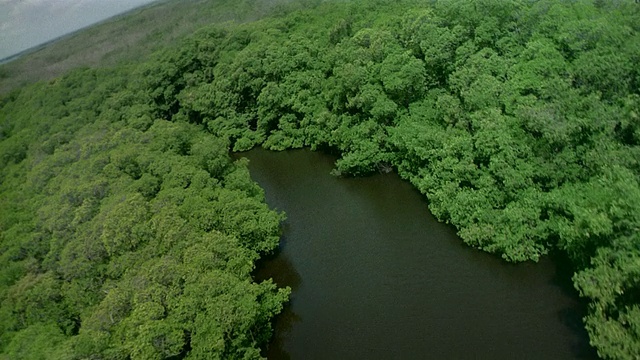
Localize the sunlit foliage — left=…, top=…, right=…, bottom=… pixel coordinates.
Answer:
left=2, top=0, right=640, bottom=358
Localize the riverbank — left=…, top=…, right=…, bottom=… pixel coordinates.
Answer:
left=243, top=147, right=596, bottom=359
left=1, top=0, right=639, bottom=357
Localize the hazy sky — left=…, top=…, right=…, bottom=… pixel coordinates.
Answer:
left=0, top=0, right=159, bottom=59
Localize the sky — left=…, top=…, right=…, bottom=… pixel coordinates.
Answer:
left=0, top=0, right=159, bottom=60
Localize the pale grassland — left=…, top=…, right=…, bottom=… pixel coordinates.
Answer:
left=0, top=0, right=303, bottom=94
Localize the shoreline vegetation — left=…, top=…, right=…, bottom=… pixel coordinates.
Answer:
left=1, top=0, right=639, bottom=359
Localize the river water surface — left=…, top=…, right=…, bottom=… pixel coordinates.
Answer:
left=241, top=148, right=595, bottom=359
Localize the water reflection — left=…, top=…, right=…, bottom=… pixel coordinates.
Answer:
left=254, top=235, right=300, bottom=360
left=244, top=148, right=595, bottom=359
left=263, top=306, right=300, bottom=360
left=255, top=236, right=302, bottom=291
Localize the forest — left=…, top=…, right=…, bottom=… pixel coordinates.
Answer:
left=1, top=0, right=640, bottom=359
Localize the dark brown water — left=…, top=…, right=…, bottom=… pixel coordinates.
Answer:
left=241, top=148, right=596, bottom=360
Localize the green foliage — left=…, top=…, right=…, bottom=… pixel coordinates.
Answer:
left=2, top=0, right=640, bottom=358
left=132, top=1, right=637, bottom=356
left=2, top=323, right=67, bottom=360
left=0, top=66, right=288, bottom=358
left=574, top=234, right=640, bottom=360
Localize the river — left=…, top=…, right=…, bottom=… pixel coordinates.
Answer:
left=241, top=148, right=596, bottom=359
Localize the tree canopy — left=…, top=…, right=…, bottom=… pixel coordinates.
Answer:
left=1, top=0, right=640, bottom=358
left=0, top=67, right=288, bottom=359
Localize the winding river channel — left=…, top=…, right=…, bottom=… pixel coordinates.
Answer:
left=241, top=148, right=596, bottom=359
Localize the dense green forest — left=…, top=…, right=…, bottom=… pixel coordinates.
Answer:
left=1, top=0, right=640, bottom=358
left=0, top=66, right=290, bottom=359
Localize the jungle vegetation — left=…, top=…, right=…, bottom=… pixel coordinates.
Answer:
left=1, top=0, right=640, bottom=359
